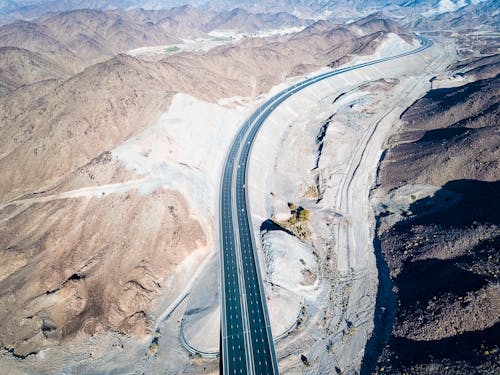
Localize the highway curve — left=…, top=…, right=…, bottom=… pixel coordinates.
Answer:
left=219, top=35, right=432, bottom=375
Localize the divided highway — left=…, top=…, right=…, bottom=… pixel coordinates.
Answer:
left=219, top=36, right=432, bottom=375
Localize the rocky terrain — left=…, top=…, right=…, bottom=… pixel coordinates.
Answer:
left=3, top=0, right=495, bottom=23
left=370, top=48, right=499, bottom=374
left=0, top=7, right=420, bottom=372
left=0, top=6, right=310, bottom=71
left=0, top=46, right=69, bottom=94
left=410, top=0, right=499, bottom=32
left=0, top=1, right=497, bottom=374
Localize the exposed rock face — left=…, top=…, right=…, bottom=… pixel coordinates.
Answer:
left=381, top=76, right=499, bottom=188
left=372, top=64, right=500, bottom=374
left=448, top=53, right=500, bottom=82
left=412, top=0, right=499, bottom=32
left=0, top=54, right=174, bottom=203
left=0, top=188, right=205, bottom=356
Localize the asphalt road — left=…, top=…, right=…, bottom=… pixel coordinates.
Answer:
left=219, top=36, right=432, bottom=375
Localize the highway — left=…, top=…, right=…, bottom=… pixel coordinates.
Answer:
left=219, top=36, right=432, bottom=375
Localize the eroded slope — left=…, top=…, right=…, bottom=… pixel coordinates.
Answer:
left=373, top=64, right=499, bottom=374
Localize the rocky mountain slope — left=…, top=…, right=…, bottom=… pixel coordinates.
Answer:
left=0, top=10, right=178, bottom=69
left=37, top=9, right=181, bottom=62
left=411, top=0, right=499, bottom=31
left=204, top=7, right=309, bottom=32
left=371, top=53, right=499, bottom=374
left=0, top=20, right=86, bottom=72
left=0, top=46, right=69, bottom=94
left=0, top=14, right=409, bottom=203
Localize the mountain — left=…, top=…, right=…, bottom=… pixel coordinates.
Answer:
left=37, top=9, right=180, bottom=62
left=0, top=54, right=198, bottom=355
left=1, top=0, right=138, bottom=19
left=0, top=7, right=312, bottom=71
left=411, top=0, right=499, bottom=30
left=0, top=20, right=86, bottom=71
left=0, top=46, right=68, bottom=94
left=152, top=4, right=211, bottom=37
left=373, top=60, right=500, bottom=374
left=0, top=0, right=492, bottom=22
left=0, top=13, right=414, bottom=357
left=205, top=7, right=310, bottom=32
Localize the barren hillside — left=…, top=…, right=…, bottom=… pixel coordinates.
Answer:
left=371, top=58, right=499, bottom=374
left=0, top=46, right=68, bottom=94
left=0, top=6, right=312, bottom=72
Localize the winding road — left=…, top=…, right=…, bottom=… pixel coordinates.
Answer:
left=219, top=35, right=432, bottom=375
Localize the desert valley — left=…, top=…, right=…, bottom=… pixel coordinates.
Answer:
left=0, top=1, right=498, bottom=374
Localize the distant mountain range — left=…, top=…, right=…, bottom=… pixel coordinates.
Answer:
left=0, top=5, right=313, bottom=73
left=0, top=0, right=493, bottom=22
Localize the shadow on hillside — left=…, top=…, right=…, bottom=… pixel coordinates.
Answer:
left=397, top=179, right=500, bottom=228
left=359, top=218, right=397, bottom=375
left=396, top=257, right=487, bottom=309
left=360, top=179, right=499, bottom=374
left=417, top=127, right=470, bottom=142
left=386, top=323, right=500, bottom=371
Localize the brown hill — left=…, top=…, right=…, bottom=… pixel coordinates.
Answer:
left=205, top=7, right=310, bottom=32
left=37, top=9, right=181, bottom=63
left=0, top=13, right=416, bottom=204
left=0, top=6, right=312, bottom=72
left=0, top=47, right=69, bottom=94
left=0, top=54, right=173, bottom=202
left=0, top=20, right=85, bottom=72
left=0, top=186, right=205, bottom=357
left=373, top=66, right=499, bottom=374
